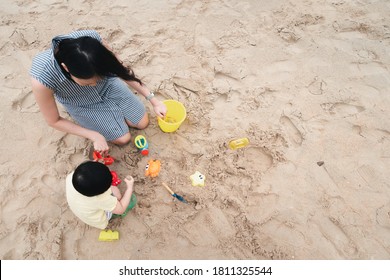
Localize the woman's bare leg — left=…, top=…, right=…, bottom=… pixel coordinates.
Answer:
left=126, top=113, right=149, bottom=130
left=110, top=113, right=149, bottom=146
left=111, top=132, right=131, bottom=146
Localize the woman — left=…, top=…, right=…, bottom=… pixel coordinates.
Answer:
left=30, top=30, right=166, bottom=153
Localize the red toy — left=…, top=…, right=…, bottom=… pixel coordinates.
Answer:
left=93, top=151, right=115, bottom=165
left=111, top=171, right=121, bottom=186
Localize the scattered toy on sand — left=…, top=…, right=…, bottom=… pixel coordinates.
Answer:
left=145, top=159, right=161, bottom=177
left=190, top=171, right=206, bottom=187
left=93, top=151, right=115, bottom=165
left=110, top=171, right=121, bottom=186
left=98, top=230, right=119, bottom=241
left=134, top=135, right=149, bottom=156
left=162, top=182, right=188, bottom=204
left=228, top=137, right=249, bottom=150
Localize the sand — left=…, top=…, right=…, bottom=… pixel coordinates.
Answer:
left=0, top=0, right=390, bottom=260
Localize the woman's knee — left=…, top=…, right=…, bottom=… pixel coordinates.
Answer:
left=111, top=133, right=131, bottom=146
left=137, top=114, right=149, bottom=129
left=126, top=113, right=149, bottom=130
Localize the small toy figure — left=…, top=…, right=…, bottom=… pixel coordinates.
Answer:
left=162, top=182, right=188, bottom=204
left=93, top=151, right=115, bottom=165
left=190, top=171, right=206, bottom=187
left=145, top=159, right=161, bottom=177
left=98, top=230, right=119, bottom=241
left=111, top=171, right=121, bottom=186
left=228, top=137, right=249, bottom=150
left=134, top=135, right=149, bottom=156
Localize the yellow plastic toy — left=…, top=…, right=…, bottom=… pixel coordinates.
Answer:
left=134, top=135, right=149, bottom=155
left=190, top=171, right=206, bottom=187
left=228, top=137, right=249, bottom=150
left=157, top=100, right=187, bottom=133
left=145, top=159, right=161, bottom=177
left=98, top=230, right=119, bottom=241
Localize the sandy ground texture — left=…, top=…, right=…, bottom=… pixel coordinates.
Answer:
left=1, top=0, right=390, bottom=260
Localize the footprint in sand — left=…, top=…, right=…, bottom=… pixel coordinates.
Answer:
left=12, top=166, right=41, bottom=192
left=263, top=60, right=297, bottom=83
left=359, top=127, right=390, bottom=144
left=37, top=135, right=51, bottom=149
left=1, top=249, right=14, bottom=260
left=69, top=153, right=87, bottom=166
left=261, top=218, right=308, bottom=247
left=214, top=71, right=240, bottom=84
left=206, top=207, right=235, bottom=239
left=316, top=214, right=359, bottom=258
left=308, top=76, right=327, bottom=95
left=376, top=204, right=390, bottom=229
left=212, top=71, right=242, bottom=92
left=11, top=90, right=39, bottom=113
left=322, top=102, right=365, bottom=117
left=235, top=146, right=274, bottom=172
left=182, top=207, right=235, bottom=246
left=173, top=76, right=204, bottom=93
left=356, top=49, right=377, bottom=60
left=277, top=27, right=300, bottom=43
left=2, top=121, right=26, bottom=141
left=105, top=29, right=125, bottom=42
left=9, top=27, right=38, bottom=50
left=245, top=193, right=279, bottom=225
left=280, top=116, right=303, bottom=147
left=332, top=19, right=370, bottom=35
left=42, top=174, right=58, bottom=186
left=42, top=174, right=65, bottom=195
left=357, top=164, right=380, bottom=190
left=209, top=92, right=242, bottom=129
left=56, top=134, right=89, bottom=165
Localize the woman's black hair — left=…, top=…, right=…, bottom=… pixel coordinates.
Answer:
left=55, top=36, right=142, bottom=84
left=72, top=161, right=112, bottom=197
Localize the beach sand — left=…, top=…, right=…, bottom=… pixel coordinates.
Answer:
left=0, top=0, right=390, bottom=259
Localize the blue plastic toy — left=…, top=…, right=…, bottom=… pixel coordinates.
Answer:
left=134, top=135, right=149, bottom=155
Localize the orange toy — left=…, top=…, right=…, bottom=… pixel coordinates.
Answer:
left=145, top=159, right=161, bottom=177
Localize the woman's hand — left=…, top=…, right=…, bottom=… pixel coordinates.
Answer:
left=152, top=99, right=167, bottom=118
left=91, top=132, right=109, bottom=153
left=32, top=78, right=112, bottom=151
left=124, top=80, right=167, bottom=117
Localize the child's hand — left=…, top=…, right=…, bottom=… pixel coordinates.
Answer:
left=124, top=176, right=134, bottom=190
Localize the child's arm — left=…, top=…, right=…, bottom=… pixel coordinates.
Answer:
left=111, top=176, right=134, bottom=215
left=110, top=185, right=122, bottom=200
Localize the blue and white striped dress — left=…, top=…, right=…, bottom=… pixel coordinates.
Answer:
left=30, top=30, right=145, bottom=141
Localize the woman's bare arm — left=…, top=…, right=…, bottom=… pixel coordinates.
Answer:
left=102, top=40, right=166, bottom=117
left=31, top=78, right=109, bottom=152
left=125, top=80, right=166, bottom=118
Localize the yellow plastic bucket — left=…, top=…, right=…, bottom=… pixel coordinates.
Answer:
left=158, top=100, right=186, bottom=132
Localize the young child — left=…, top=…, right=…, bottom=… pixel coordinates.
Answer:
left=66, top=161, right=134, bottom=229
